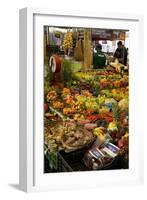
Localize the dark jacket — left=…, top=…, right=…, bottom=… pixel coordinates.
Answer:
left=114, top=46, right=128, bottom=66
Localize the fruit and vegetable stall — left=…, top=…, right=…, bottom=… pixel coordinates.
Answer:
left=44, top=65, right=129, bottom=172
left=44, top=27, right=129, bottom=172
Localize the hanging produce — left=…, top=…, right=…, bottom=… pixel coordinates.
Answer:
left=74, top=39, right=84, bottom=61
left=62, top=31, right=73, bottom=54
left=84, top=29, right=93, bottom=69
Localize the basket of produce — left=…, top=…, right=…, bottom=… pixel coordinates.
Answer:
left=44, top=120, right=95, bottom=153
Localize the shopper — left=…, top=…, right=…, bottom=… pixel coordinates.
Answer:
left=114, top=41, right=128, bottom=66
left=93, top=44, right=106, bottom=69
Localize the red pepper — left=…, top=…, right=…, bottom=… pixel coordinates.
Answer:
left=87, top=114, right=101, bottom=122
left=105, top=116, right=113, bottom=123
left=105, top=112, right=113, bottom=117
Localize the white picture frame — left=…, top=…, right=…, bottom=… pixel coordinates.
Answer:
left=19, top=7, right=144, bottom=192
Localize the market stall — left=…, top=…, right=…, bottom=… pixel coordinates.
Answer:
left=44, top=26, right=129, bottom=173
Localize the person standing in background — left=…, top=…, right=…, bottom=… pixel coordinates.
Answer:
left=114, top=41, right=128, bottom=66
left=93, top=44, right=106, bottom=69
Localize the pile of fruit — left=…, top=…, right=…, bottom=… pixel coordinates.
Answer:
left=101, top=87, right=128, bottom=101
left=44, top=69, right=129, bottom=164
left=73, top=71, right=128, bottom=90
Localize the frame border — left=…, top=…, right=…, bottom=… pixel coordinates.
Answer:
left=19, top=7, right=144, bottom=192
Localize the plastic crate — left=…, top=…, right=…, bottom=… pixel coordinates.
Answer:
left=57, top=153, right=73, bottom=172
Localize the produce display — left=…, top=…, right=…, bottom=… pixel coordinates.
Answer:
left=44, top=26, right=129, bottom=173
left=44, top=68, right=129, bottom=171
